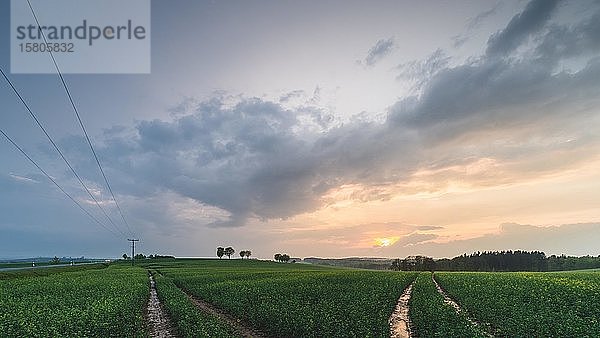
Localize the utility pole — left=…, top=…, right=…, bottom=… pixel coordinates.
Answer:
left=127, top=239, right=139, bottom=266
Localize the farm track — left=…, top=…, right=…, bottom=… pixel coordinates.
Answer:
left=432, top=274, right=494, bottom=337
left=180, top=287, right=269, bottom=338
left=147, top=273, right=177, bottom=338
left=389, top=281, right=415, bottom=338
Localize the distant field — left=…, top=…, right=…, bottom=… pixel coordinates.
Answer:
left=0, top=262, right=54, bottom=269
left=1, top=259, right=599, bottom=337
left=0, top=261, right=103, bottom=271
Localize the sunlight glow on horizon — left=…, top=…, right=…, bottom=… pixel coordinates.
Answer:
left=374, top=237, right=400, bottom=247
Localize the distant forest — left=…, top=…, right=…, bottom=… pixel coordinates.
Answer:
left=305, top=251, right=600, bottom=272
left=391, top=251, right=600, bottom=272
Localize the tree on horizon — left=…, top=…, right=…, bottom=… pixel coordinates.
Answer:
left=224, top=247, right=235, bottom=259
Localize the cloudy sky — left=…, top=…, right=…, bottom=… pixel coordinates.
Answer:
left=1, top=0, right=600, bottom=259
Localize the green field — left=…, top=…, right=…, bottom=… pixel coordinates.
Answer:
left=1, top=259, right=599, bottom=337
left=149, top=259, right=416, bottom=337
left=0, top=264, right=148, bottom=336
left=409, top=273, right=487, bottom=337
left=435, top=271, right=600, bottom=336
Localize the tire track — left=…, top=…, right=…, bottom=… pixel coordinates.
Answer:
left=180, top=287, right=269, bottom=338
left=389, top=281, right=415, bottom=338
left=432, top=274, right=494, bottom=337
left=147, top=273, right=177, bottom=338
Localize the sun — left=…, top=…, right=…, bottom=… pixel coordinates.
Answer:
left=374, top=237, right=400, bottom=247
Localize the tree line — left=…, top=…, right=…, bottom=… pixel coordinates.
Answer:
left=121, top=253, right=175, bottom=260
left=390, top=251, right=600, bottom=272
left=274, top=253, right=291, bottom=262
left=216, top=247, right=252, bottom=259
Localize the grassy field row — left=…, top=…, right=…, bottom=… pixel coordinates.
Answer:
left=153, top=259, right=416, bottom=337
left=152, top=272, right=240, bottom=337
left=0, top=264, right=148, bottom=337
left=409, top=273, right=487, bottom=337
left=435, top=271, right=600, bottom=336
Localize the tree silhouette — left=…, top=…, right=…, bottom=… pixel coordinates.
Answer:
left=224, top=247, right=235, bottom=259
left=239, top=250, right=246, bottom=259
left=274, top=253, right=290, bottom=262
left=217, top=247, right=224, bottom=259
left=122, top=253, right=128, bottom=260
left=246, top=250, right=252, bottom=259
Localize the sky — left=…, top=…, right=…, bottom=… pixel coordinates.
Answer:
left=1, top=0, right=600, bottom=259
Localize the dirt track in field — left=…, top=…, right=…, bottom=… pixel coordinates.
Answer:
left=389, top=281, right=415, bottom=338
left=432, top=274, right=494, bottom=337
left=183, top=289, right=269, bottom=338
left=147, top=274, right=177, bottom=338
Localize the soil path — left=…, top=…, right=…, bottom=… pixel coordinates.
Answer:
left=182, top=289, right=269, bottom=338
left=389, top=281, right=415, bottom=338
left=147, top=274, right=176, bottom=338
left=432, top=274, right=493, bottom=337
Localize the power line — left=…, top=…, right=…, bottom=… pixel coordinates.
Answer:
left=0, top=128, right=121, bottom=238
left=26, top=0, right=135, bottom=238
left=0, top=68, right=127, bottom=238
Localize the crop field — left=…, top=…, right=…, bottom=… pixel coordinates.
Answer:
left=152, top=272, right=239, bottom=337
left=408, top=273, right=487, bottom=337
left=0, top=264, right=149, bottom=337
left=1, top=259, right=599, bottom=337
left=435, top=271, right=600, bottom=336
left=150, top=259, right=417, bottom=337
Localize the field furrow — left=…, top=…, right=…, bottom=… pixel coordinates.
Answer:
left=409, top=273, right=488, bottom=338
left=147, top=272, right=177, bottom=338
left=389, top=280, right=414, bottom=338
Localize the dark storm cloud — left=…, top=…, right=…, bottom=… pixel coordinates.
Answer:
left=534, top=9, right=600, bottom=64
left=101, top=98, right=328, bottom=227
left=74, top=0, right=600, bottom=228
left=362, top=37, right=396, bottom=66
left=391, top=0, right=600, bottom=144
left=486, top=0, right=560, bottom=56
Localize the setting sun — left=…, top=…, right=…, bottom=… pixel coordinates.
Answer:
left=374, top=237, right=400, bottom=247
